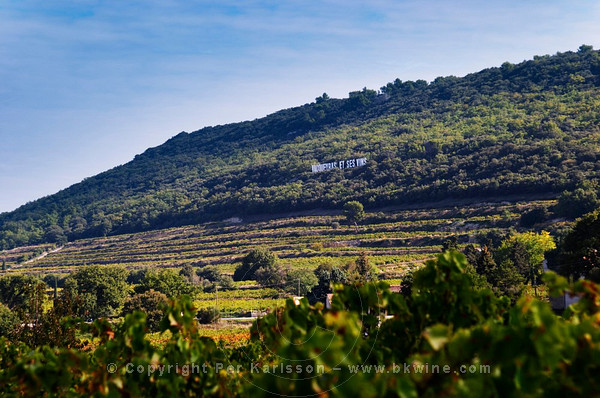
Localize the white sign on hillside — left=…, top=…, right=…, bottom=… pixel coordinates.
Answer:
left=311, top=157, right=367, bottom=173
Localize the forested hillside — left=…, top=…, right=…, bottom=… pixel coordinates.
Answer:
left=2, top=46, right=600, bottom=248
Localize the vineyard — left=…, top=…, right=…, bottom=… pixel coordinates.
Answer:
left=1, top=251, right=598, bottom=397
left=3, top=200, right=556, bottom=306
left=0, top=198, right=596, bottom=397
left=1, top=200, right=556, bottom=314
left=3, top=200, right=554, bottom=274
left=3, top=17, right=600, bottom=396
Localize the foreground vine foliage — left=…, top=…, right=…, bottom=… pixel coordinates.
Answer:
left=1, top=251, right=599, bottom=397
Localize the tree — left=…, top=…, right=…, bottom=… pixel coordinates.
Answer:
left=122, top=290, right=168, bottom=332
left=126, top=269, right=147, bottom=285
left=495, top=231, right=556, bottom=290
left=520, top=207, right=549, bottom=228
left=136, top=268, right=197, bottom=298
left=99, top=218, right=112, bottom=237
left=19, top=286, right=83, bottom=348
left=504, top=240, right=531, bottom=278
left=307, top=262, right=347, bottom=304
left=490, top=259, right=525, bottom=302
left=65, top=265, right=129, bottom=319
left=398, top=271, right=414, bottom=297
left=67, top=216, right=87, bottom=237
left=554, top=188, right=599, bottom=219
left=347, top=87, right=377, bottom=108
left=43, top=273, right=66, bottom=289
left=284, top=269, right=318, bottom=296
left=477, top=230, right=506, bottom=249
left=255, top=262, right=288, bottom=288
left=463, top=244, right=480, bottom=269
left=557, top=208, right=600, bottom=282
left=343, top=201, right=365, bottom=225
left=197, top=265, right=221, bottom=282
left=0, top=274, right=46, bottom=311
left=442, top=236, right=459, bottom=252
left=196, top=307, right=220, bottom=324
left=217, top=275, right=235, bottom=290
left=346, top=252, right=378, bottom=285
left=63, top=277, right=98, bottom=320
left=45, top=225, right=67, bottom=245
left=462, top=245, right=524, bottom=301
left=179, top=264, right=199, bottom=284
left=233, top=248, right=278, bottom=282
left=315, top=93, right=330, bottom=103
left=13, top=278, right=47, bottom=344
left=462, top=245, right=493, bottom=291
left=0, top=303, right=19, bottom=338
left=197, top=265, right=236, bottom=291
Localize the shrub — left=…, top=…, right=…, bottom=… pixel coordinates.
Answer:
left=0, top=303, right=18, bottom=338
left=284, top=269, right=318, bottom=296
left=233, top=247, right=278, bottom=282
left=554, top=188, right=599, bottom=219
left=196, top=307, right=220, bottom=324
left=122, top=290, right=168, bottom=332
left=136, top=268, right=198, bottom=298
left=520, top=207, right=549, bottom=227
left=197, top=265, right=221, bottom=282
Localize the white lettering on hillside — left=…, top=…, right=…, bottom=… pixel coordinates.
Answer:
left=311, top=157, right=367, bottom=173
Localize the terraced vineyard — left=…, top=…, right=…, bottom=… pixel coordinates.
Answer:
left=0, top=199, right=562, bottom=322
left=3, top=200, right=555, bottom=278
left=1, top=244, right=57, bottom=267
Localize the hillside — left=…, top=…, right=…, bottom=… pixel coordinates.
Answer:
left=3, top=199, right=554, bottom=276
left=2, top=46, right=600, bottom=248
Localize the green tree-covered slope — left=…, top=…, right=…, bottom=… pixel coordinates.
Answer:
left=2, top=46, right=600, bottom=248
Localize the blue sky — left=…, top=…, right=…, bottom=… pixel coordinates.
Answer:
left=1, top=0, right=599, bottom=213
